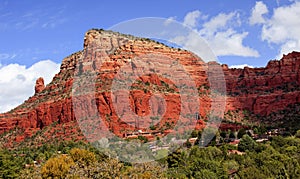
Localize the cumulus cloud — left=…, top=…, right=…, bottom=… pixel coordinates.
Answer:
left=204, top=28, right=259, bottom=57
left=249, top=1, right=269, bottom=25
left=201, top=12, right=238, bottom=33
left=0, top=60, right=60, bottom=112
left=261, top=1, right=300, bottom=58
left=183, top=10, right=201, bottom=28
left=230, top=64, right=254, bottom=69
left=180, top=11, right=260, bottom=58
left=170, top=32, right=217, bottom=62
left=278, top=40, right=300, bottom=58
left=166, top=11, right=260, bottom=61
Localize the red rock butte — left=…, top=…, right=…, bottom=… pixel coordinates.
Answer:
left=0, top=29, right=299, bottom=144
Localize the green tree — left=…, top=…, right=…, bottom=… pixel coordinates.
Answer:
left=238, top=166, right=268, bottom=179
left=237, top=128, right=246, bottom=139
left=229, top=131, right=236, bottom=139
left=122, top=162, right=166, bottom=178
left=0, top=149, right=23, bottom=178
left=238, top=134, right=257, bottom=152
left=190, top=130, right=198, bottom=138
left=167, top=149, right=189, bottom=173
left=137, top=136, right=148, bottom=143
left=295, top=130, right=300, bottom=138
left=220, top=130, right=227, bottom=139
left=223, top=160, right=239, bottom=173
left=185, top=139, right=192, bottom=148
left=194, top=169, right=218, bottom=179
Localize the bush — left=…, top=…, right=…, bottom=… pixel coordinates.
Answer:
left=41, top=155, right=74, bottom=178
left=237, top=128, right=246, bottom=139
left=69, top=148, right=96, bottom=166
left=295, top=130, right=300, bottom=138
left=238, top=134, right=257, bottom=152
left=137, top=136, right=148, bottom=143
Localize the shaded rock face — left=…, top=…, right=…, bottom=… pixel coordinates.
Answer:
left=0, top=29, right=299, bottom=143
left=35, top=77, right=45, bottom=94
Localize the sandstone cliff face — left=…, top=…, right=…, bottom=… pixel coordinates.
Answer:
left=0, top=29, right=299, bottom=143
left=223, top=51, right=300, bottom=115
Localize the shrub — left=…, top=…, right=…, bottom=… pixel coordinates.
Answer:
left=69, top=148, right=96, bottom=166
left=238, top=134, right=257, bottom=152
left=295, top=130, right=300, bottom=138
left=41, top=155, right=74, bottom=178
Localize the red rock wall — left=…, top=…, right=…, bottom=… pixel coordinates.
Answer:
left=223, top=51, right=300, bottom=115
left=0, top=29, right=299, bottom=141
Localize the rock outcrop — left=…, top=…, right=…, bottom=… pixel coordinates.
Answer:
left=35, top=77, right=45, bottom=94
left=0, top=29, right=299, bottom=144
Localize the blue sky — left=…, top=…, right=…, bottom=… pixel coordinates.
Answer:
left=0, top=0, right=300, bottom=112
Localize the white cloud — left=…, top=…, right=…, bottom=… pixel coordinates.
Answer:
left=170, top=32, right=217, bottom=62
left=208, top=29, right=259, bottom=57
left=0, top=60, right=60, bottom=113
left=230, top=64, right=254, bottom=69
left=197, top=11, right=259, bottom=57
left=277, top=40, right=300, bottom=59
left=202, top=12, right=237, bottom=33
left=261, top=1, right=300, bottom=58
left=183, top=10, right=201, bottom=28
left=249, top=1, right=269, bottom=25
left=170, top=11, right=259, bottom=61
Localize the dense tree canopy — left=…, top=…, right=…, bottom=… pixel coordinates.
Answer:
left=1, top=133, right=300, bottom=178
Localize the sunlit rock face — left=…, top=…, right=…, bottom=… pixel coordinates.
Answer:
left=0, top=29, right=299, bottom=145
